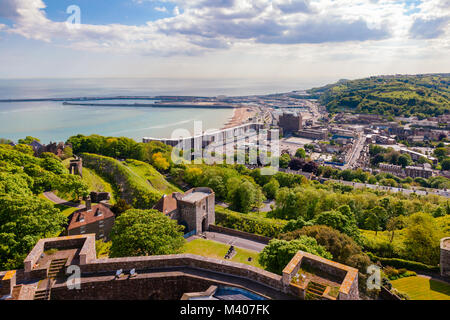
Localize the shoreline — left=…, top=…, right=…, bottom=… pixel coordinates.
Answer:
left=221, top=106, right=258, bottom=129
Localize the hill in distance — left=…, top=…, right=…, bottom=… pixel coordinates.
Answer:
left=307, top=73, right=450, bottom=118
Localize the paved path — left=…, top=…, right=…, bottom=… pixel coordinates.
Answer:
left=417, top=273, right=450, bottom=286
left=43, top=192, right=84, bottom=208
left=204, top=232, right=267, bottom=252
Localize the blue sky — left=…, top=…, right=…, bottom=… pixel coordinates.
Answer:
left=0, top=0, right=448, bottom=81
left=43, top=0, right=176, bottom=25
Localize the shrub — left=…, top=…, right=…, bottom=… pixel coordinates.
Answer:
left=215, top=206, right=287, bottom=238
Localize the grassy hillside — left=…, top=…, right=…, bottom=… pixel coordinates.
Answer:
left=62, top=158, right=116, bottom=204
left=81, top=153, right=161, bottom=209
left=124, top=159, right=181, bottom=194
left=80, top=153, right=179, bottom=209
left=308, top=74, right=450, bottom=117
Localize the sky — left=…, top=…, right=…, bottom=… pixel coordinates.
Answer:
left=0, top=0, right=448, bottom=85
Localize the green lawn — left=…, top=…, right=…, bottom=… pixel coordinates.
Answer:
left=183, top=238, right=262, bottom=269
left=391, top=276, right=450, bottom=300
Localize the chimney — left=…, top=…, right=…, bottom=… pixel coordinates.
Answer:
left=85, top=196, right=92, bottom=212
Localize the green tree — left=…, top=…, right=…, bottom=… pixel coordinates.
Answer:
left=295, top=148, right=306, bottom=159
left=111, top=198, right=132, bottom=217
left=403, top=212, right=443, bottom=265
left=386, top=216, right=406, bottom=243
left=258, top=237, right=332, bottom=274
left=40, top=153, right=66, bottom=175
left=280, top=225, right=370, bottom=272
left=56, top=174, right=89, bottom=200
left=441, top=158, right=450, bottom=171
left=279, top=153, right=291, bottom=169
left=13, top=144, right=34, bottom=155
left=229, top=179, right=264, bottom=213
left=365, top=212, right=380, bottom=235
left=18, top=136, right=40, bottom=145
left=109, top=209, right=185, bottom=257
left=313, top=209, right=360, bottom=241
left=0, top=195, right=66, bottom=270
left=398, top=154, right=412, bottom=168
left=263, top=178, right=280, bottom=200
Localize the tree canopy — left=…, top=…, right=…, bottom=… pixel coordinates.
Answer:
left=109, top=209, right=185, bottom=258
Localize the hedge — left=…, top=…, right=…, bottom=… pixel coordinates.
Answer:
left=215, top=206, right=287, bottom=238
left=367, top=252, right=440, bottom=273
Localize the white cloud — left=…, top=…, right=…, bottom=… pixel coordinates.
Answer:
left=0, top=0, right=448, bottom=79
left=154, top=6, right=168, bottom=13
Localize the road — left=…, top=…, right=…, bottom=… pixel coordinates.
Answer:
left=43, top=192, right=84, bottom=208
left=344, top=132, right=366, bottom=169
left=203, top=232, right=267, bottom=252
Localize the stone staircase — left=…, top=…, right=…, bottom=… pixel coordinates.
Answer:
left=47, top=258, right=67, bottom=279
left=306, top=281, right=327, bottom=300
left=5, top=285, right=23, bottom=300
left=33, top=288, right=51, bottom=300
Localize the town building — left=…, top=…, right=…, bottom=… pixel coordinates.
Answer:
left=154, top=187, right=215, bottom=236
left=279, top=112, right=302, bottom=133
left=66, top=199, right=115, bottom=241
left=404, top=165, right=433, bottom=179
left=296, top=128, right=328, bottom=140
left=379, top=163, right=404, bottom=176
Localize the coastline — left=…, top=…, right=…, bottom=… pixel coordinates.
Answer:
left=222, top=106, right=257, bottom=129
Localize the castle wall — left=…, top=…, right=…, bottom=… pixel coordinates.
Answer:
left=77, top=254, right=283, bottom=292
left=440, top=238, right=450, bottom=278
left=51, top=275, right=218, bottom=300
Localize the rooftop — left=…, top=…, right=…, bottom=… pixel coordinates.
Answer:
left=181, top=192, right=211, bottom=203
left=67, top=204, right=114, bottom=230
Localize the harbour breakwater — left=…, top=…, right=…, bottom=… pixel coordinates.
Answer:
left=62, top=102, right=237, bottom=109
left=0, top=95, right=210, bottom=103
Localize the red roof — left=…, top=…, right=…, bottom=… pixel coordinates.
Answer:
left=68, top=204, right=115, bottom=230
left=153, top=193, right=178, bottom=215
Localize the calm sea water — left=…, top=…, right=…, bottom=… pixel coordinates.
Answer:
left=0, top=78, right=320, bottom=143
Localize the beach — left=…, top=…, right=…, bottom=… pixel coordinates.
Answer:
left=222, top=106, right=258, bottom=129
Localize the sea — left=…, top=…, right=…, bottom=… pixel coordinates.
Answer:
left=0, top=78, right=322, bottom=143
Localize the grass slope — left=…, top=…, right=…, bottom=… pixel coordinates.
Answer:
left=62, top=158, right=116, bottom=204
left=81, top=153, right=180, bottom=209
left=391, top=276, right=450, bottom=300
left=81, top=167, right=116, bottom=204
left=124, top=159, right=181, bottom=194
left=308, top=74, right=450, bottom=117
left=183, top=238, right=261, bottom=269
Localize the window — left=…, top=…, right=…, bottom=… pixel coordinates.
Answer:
left=80, top=226, right=86, bottom=234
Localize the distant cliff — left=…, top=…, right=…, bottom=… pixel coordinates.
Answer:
left=307, top=73, right=450, bottom=118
